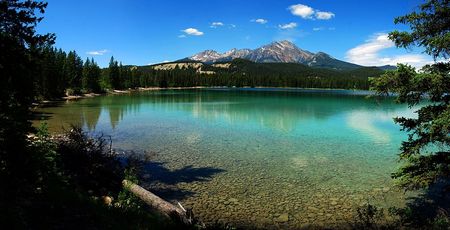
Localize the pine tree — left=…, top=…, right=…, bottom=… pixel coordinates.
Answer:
left=1, top=0, right=55, bottom=226
left=82, top=57, right=91, bottom=91
left=65, top=51, right=83, bottom=94
left=108, top=56, right=120, bottom=90
left=371, top=0, right=450, bottom=191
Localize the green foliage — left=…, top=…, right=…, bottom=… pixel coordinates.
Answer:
left=32, top=122, right=58, bottom=178
left=371, top=0, right=450, bottom=191
left=389, top=0, right=450, bottom=59
left=108, top=56, right=122, bottom=90
left=432, top=212, right=450, bottom=230
left=3, top=122, right=164, bottom=229
left=1, top=0, right=55, bottom=226
left=35, top=47, right=67, bottom=98
left=33, top=47, right=104, bottom=98
left=353, top=203, right=386, bottom=229
left=56, top=126, right=124, bottom=196
left=389, top=206, right=450, bottom=229
left=65, top=51, right=84, bottom=94
left=82, top=57, right=101, bottom=93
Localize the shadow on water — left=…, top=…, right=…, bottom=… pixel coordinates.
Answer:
left=31, top=111, right=53, bottom=121
left=31, top=101, right=64, bottom=121
left=140, top=161, right=226, bottom=185
left=122, top=152, right=225, bottom=202
left=142, top=162, right=225, bottom=202
left=344, top=180, right=450, bottom=230
left=393, top=180, right=450, bottom=228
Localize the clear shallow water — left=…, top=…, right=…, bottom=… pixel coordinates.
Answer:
left=34, top=88, right=416, bottom=228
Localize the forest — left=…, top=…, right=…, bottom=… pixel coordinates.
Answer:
left=34, top=47, right=385, bottom=99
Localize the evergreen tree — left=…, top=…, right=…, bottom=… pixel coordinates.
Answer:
left=118, top=61, right=124, bottom=89
left=54, top=48, right=67, bottom=96
left=65, top=51, right=83, bottom=94
left=371, top=0, right=450, bottom=191
left=90, top=58, right=102, bottom=93
left=108, top=56, right=120, bottom=90
left=82, top=57, right=91, bottom=91
left=81, top=57, right=101, bottom=93
left=0, top=0, right=55, bottom=226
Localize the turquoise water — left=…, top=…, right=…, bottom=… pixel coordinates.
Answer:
left=34, top=88, right=416, bottom=228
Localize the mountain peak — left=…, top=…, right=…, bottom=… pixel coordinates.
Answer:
left=185, top=40, right=362, bottom=70
left=189, top=50, right=221, bottom=62
left=265, top=40, right=296, bottom=50
left=314, top=52, right=332, bottom=58
left=276, top=40, right=295, bottom=46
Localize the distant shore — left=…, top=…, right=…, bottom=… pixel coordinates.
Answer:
left=55, top=86, right=209, bottom=101
left=34, top=86, right=372, bottom=106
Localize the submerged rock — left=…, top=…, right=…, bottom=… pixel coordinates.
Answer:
left=275, top=213, right=289, bottom=222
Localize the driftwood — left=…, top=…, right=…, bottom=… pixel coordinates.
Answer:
left=122, top=180, right=194, bottom=225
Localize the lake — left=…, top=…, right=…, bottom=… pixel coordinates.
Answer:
left=33, top=88, right=416, bottom=228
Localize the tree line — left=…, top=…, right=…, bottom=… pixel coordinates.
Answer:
left=34, top=51, right=384, bottom=100
left=132, top=59, right=382, bottom=90
left=34, top=47, right=143, bottom=98
left=35, top=47, right=100, bottom=98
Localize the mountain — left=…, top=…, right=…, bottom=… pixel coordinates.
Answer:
left=189, top=48, right=251, bottom=63
left=377, top=65, right=397, bottom=71
left=185, top=40, right=362, bottom=70
left=245, top=40, right=314, bottom=63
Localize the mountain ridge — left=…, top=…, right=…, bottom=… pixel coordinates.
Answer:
left=184, top=40, right=394, bottom=71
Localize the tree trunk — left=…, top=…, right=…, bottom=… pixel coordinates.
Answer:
left=122, top=180, right=193, bottom=225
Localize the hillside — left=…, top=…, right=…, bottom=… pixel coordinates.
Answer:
left=137, top=58, right=385, bottom=89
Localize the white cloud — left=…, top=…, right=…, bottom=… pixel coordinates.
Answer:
left=229, top=24, right=237, bottom=28
left=315, top=11, right=335, bottom=20
left=288, top=4, right=335, bottom=20
left=251, top=18, right=268, bottom=24
left=86, top=49, right=108, bottom=56
left=182, top=28, right=204, bottom=36
left=289, top=4, right=314, bottom=19
left=178, top=34, right=186, bottom=38
left=346, top=33, right=431, bottom=68
left=279, top=22, right=297, bottom=29
left=210, top=22, right=224, bottom=28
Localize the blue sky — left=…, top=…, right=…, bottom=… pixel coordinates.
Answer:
left=37, top=0, right=430, bottom=67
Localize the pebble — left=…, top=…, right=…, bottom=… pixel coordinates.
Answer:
left=300, top=223, right=312, bottom=229
left=275, top=213, right=289, bottom=222
left=144, top=152, right=406, bottom=228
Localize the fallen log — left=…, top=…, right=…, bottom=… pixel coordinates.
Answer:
left=122, top=180, right=193, bottom=225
